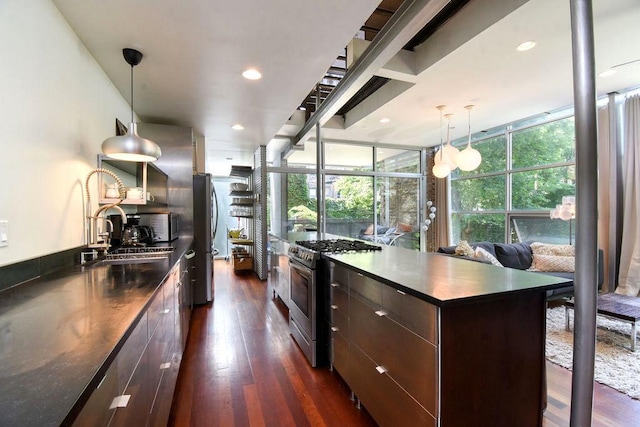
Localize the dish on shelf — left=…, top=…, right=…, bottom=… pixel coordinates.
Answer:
left=230, top=206, right=252, bottom=217
left=230, top=183, right=249, bottom=191
left=231, top=197, right=253, bottom=205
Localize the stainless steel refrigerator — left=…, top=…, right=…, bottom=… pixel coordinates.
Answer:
left=193, top=173, right=215, bottom=304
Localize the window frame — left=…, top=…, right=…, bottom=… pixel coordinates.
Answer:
left=449, top=111, right=576, bottom=243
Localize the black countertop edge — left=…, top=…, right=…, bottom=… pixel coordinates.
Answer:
left=325, top=249, right=571, bottom=307
left=62, top=237, right=193, bottom=426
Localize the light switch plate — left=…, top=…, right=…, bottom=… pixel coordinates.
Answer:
left=0, top=220, right=7, bottom=247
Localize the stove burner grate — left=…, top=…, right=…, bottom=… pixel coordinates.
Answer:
left=295, top=239, right=382, bottom=253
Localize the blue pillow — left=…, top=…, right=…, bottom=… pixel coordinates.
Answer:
left=494, top=242, right=533, bottom=270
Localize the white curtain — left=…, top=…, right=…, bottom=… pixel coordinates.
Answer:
left=616, top=95, right=640, bottom=296
left=596, top=105, right=611, bottom=292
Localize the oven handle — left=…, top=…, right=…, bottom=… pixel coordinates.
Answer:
left=289, top=258, right=313, bottom=281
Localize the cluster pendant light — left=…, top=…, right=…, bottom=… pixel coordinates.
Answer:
left=102, top=48, right=161, bottom=162
left=432, top=104, right=482, bottom=178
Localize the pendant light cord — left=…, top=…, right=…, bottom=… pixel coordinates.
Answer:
left=437, top=105, right=445, bottom=160
left=130, top=65, right=134, bottom=123
left=465, top=104, right=474, bottom=148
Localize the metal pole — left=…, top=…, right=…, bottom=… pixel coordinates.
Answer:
left=315, top=84, right=325, bottom=236
left=569, top=1, right=599, bottom=426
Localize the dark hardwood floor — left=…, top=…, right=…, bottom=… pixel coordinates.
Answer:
left=169, top=260, right=640, bottom=426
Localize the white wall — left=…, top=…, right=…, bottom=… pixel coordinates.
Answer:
left=0, top=0, right=132, bottom=266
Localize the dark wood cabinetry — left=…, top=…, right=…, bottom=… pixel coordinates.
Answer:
left=73, top=257, right=189, bottom=426
left=329, top=261, right=546, bottom=427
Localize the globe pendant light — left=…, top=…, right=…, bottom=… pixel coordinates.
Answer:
left=456, top=105, right=482, bottom=171
left=102, top=48, right=161, bottom=162
left=432, top=105, right=451, bottom=178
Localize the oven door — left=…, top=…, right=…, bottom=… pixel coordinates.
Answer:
left=288, top=258, right=315, bottom=341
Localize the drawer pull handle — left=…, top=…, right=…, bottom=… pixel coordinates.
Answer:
left=357, top=273, right=364, bottom=277
left=396, top=289, right=406, bottom=295
left=109, top=395, right=131, bottom=409
left=375, top=366, right=387, bottom=374
left=331, top=326, right=339, bottom=332
left=375, top=310, right=386, bottom=317
left=331, top=283, right=339, bottom=288
left=331, top=305, right=339, bottom=310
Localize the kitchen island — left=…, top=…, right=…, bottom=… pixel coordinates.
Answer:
left=0, top=238, right=193, bottom=426
left=325, top=245, right=570, bottom=427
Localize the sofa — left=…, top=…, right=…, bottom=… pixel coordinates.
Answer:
left=437, top=241, right=604, bottom=301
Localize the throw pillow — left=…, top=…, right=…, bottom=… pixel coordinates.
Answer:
left=531, top=242, right=574, bottom=256
left=494, top=242, right=533, bottom=270
left=455, top=240, right=475, bottom=257
left=530, top=254, right=575, bottom=272
left=475, top=247, right=503, bottom=267
left=397, top=222, right=413, bottom=232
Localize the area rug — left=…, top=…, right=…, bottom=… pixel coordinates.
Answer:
left=546, top=306, right=640, bottom=400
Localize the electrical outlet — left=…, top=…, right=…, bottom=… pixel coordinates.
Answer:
left=0, top=220, right=7, bottom=247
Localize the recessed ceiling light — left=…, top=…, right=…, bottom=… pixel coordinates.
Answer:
left=242, top=68, right=262, bottom=80
left=380, top=118, right=390, bottom=123
left=516, top=40, right=536, bottom=52
left=231, top=124, right=244, bottom=130
left=598, top=69, right=617, bottom=78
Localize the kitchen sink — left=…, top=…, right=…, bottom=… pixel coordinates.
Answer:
left=91, top=246, right=175, bottom=265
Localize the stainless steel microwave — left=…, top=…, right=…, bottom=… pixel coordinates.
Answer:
left=138, top=213, right=178, bottom=242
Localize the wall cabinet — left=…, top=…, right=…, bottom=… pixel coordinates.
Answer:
left=73, top=257, right=190, bottom=426
left=97, top=155, right=168, bottom=206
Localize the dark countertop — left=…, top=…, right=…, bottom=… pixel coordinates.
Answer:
left=0, top=237, right=192, bottom=427
left=326, top=245, right=571, bottom=306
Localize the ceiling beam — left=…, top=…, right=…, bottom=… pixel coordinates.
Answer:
left=291, top=0, right=451, bottom=147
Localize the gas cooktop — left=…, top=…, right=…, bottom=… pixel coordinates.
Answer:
left=294, top=239, right=382, bottom=253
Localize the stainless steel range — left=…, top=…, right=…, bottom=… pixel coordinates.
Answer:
left=287, top=239, right=381, bottom=367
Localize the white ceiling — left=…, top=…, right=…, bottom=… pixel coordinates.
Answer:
left=53, top=0, right=640, bottom=171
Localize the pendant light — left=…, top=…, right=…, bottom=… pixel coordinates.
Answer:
left=102, top=48, right=161, bottom=162
left=456, top=105, right=482, bottom=171
left=432, top=106, right=452, bottom=178
left=441, top=114, right=460, bottom=170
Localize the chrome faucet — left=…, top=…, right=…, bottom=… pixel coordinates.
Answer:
left=85, top=168, right=127, bottom=250
left=89, top=203, right=127, bottom=249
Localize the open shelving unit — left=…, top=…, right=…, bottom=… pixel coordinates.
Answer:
left=97, top=154, right=168, bottom=207
left=227, top=178, right=254, bottom=272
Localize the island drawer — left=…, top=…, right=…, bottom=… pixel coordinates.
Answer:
left=349, top=271, right=381, bottom=308
left=331, top=329, right=349, bottom=383
left=349, top=293, right=385, bottom=360
left=331, top=307, right=349, bottom=338
left=349, top=344, right=436, bottom=427
left=331, top=285, right=348, bottom=314
left=382, top=286, right=438, bottom=344
left=331, top=263, right=349, bottom=288
left=350, top=293, right=437, bottom=414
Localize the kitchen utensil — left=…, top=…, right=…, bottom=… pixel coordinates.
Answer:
left=126, top=187, right=143, bottom=199
left=228, top=228, right=243, bottom=239
left=230, top=183, right=249, bottom=191
left=105, top=183, right=120, bottom=198
left=122, top=226, right=140, bottom=245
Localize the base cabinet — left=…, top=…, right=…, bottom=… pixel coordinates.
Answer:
left=73, top=257, right=190, bottom=426
left=328, top=261, right=546, bottom=427
left=268, top=238, right=290, bottom=307
left=350, top=344, right=436, bottom=427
